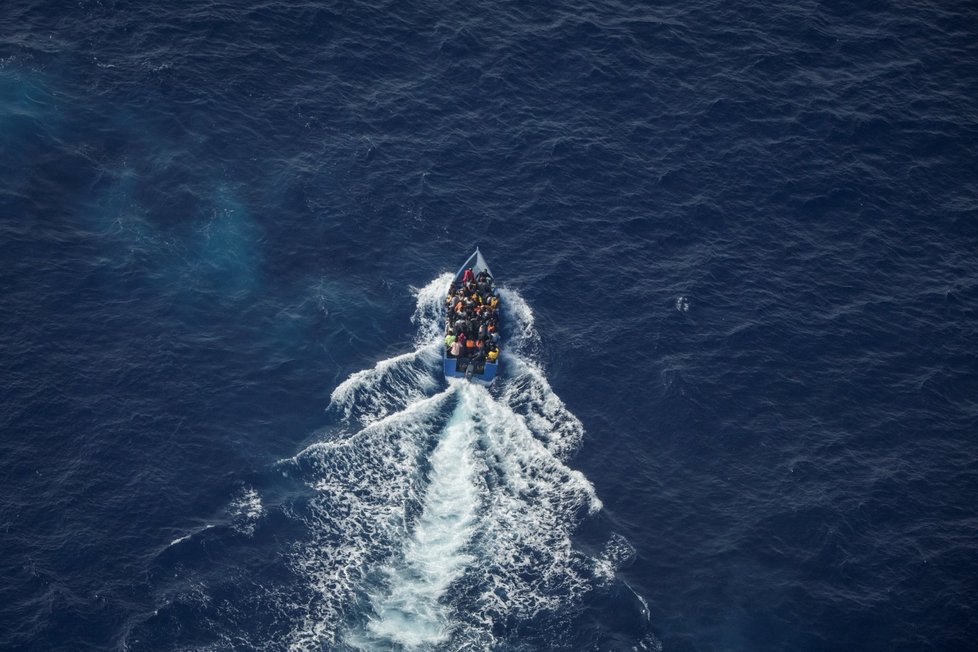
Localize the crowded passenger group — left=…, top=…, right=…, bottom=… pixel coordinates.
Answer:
left=444, top=267, right=500, bottom=365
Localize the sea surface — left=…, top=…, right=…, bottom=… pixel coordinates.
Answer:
left=2, top=1, right=977, bottom=650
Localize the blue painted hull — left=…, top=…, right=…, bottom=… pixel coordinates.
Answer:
left=443, top=356, right=499, bottom=383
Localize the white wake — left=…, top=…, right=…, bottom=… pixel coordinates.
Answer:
left=281, top=274, right=636, bottom=651
left=346, top=383, right=482, bottom=649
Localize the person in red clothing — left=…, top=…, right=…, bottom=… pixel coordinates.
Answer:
left=462, top=267, right=475, bottom=284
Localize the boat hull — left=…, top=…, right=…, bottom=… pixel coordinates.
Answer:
left=443, top=356, right=498, bottom=383
left=443, top=248, right=499, bottom=385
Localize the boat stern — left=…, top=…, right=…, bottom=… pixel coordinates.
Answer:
left=443, top=356, right=498, bottom=384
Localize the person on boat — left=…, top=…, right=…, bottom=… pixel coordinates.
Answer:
left=462, top=267, right=475, bottom=284
left=487, top=346, right=499, bottom=363
left=444, top=331, right=456, bottom=348
left=450, top=339, right=462, bottom=358
left=482, top=277, right=492, bottom=295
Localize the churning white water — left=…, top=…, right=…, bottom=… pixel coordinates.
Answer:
left=348, top=383, right=483, bottom=648
left=283, top=275, right=628, bottom=651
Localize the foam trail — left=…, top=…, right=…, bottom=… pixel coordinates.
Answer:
left=409, top=272, right=454, bottom=348
left=281, top=273, right=654, bottom=651
left=165, top=524, right=215, bottom=549
left=328, top=346, right=440, bottom=425
left=287, top=390, right=453, bottom=651
left=347, top=382, right=482, bottom=649
left=327, top=273, right=452, bottom=426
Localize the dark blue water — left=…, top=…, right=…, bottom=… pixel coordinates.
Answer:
left=2, top=1, right=977, bottom=650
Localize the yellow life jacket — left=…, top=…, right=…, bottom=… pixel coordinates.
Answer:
left=487, top=349, right=498, bottom=362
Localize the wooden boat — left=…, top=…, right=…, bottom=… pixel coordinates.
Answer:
left=443, top=248, right=499, bottom=384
